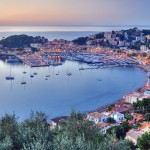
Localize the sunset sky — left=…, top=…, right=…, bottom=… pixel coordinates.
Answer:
left=0, top=0, right=149, bottom=26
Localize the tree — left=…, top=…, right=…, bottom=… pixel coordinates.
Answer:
left=72, top=37, right=88, bottom=45
left=107, top=117, right=116, bottom=123
left=95, top=32, right=104, bottom=39
left=100, top=135, right=134, bottom=150
left=0, top=113, right=22, bottom=150
left=0, top=35, right=48, bottom=49
left=0, top=136, right=13, bottom=150
left=125, top=113, right=133, bottom=121
left=19, top=112, right=53, bottom=150
left=133, top=99, right=150, bottom=114
left=137, top=132, right=150, bottom=150
left=144, top=113, right=150, bottom=122
left=0, top=111, right=135, bottom=150
left=107, top=122, right=131, bottom=139
left=141, top=52, right=147, bottom=57
left=122, top=121, right=131, bottom=132
left=108, top=105, right=115, bottom=112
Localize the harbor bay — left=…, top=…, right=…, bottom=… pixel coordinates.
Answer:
left=0, top=59, right=147, bottom=120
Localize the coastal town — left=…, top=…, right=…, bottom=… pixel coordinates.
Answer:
left=0, top=27, right=150, bottom=148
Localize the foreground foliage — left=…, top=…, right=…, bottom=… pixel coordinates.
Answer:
left=137, top=132, right=150, bottom=150
left=0, top=111, right=134, bottom=150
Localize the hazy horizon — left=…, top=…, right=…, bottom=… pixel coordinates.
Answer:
left=0, top=25, right=150, bottom=33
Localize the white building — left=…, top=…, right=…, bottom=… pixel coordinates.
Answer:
left=24, top=47, right=32, bottom=52
left=136, top=36, right=146, bottom=42
left=126, top=125, right=149, bottom=145
left=108, top=40, right=118, bottom=46
left=144, top=90, right=150, bottom=96
left=126, top=130, right=142, bottom=145
left=118, top=41, right=125, bottom=47
left=140, top=45, right=148, bottom=52
left=124, top=32, right=129, bottom=40
left=104, top=32, right=112, bottom=39
left=30, top=43, right=42, bottom=49
left=111, top=111, right=124, bottom=122
left=97, top=122, right=110, bottom=134
left=51, top=116, right=68, bottom=129
left=87, top=112, right=108, bottom=124
left=125, top=92, right=142, bottom=104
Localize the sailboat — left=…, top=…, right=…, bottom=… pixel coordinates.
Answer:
left=30, top=68, right=34, bottom=78
left=56, top=70, right=59, bottom=75
left=23, top=65, right=27, bottom=74
left=46, top=66, right=50, bottom=77
left=6, top=65, right=15, bottom=80
left=66, top=68, right=72, bottom=76
left=21, top=67, right=27, bottom=84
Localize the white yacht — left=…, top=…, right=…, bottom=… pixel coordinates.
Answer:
left=51, top=61, right=62, bottom=66
left=6, top=57, right=20, bottom=63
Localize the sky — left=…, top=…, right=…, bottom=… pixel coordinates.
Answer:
left=0, top=0, right=149, bottom=26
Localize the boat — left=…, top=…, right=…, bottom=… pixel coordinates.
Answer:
left=21, top=81, right=26, bottom=84
left=56, top=73, right=59, bottom=75
left=45, top=78, right=48, bottom=80
left=46, top=75, right=50, bottom=77
left=6, top=76, right=14, bottom=80
left=79, top=67, right=84, bottom=70
left=23, top=65, right=27, bottom=74
left=6, top=65, right=15, bottom=80
left=51, top=61, right=62, bottom=66
left=97, top=79, right=102, bottom=81
left=30, top=75, right=34, bottom=78
left=45, top=66, right=51, bottom=78
left=67, top=72, right=72, bottom=76
left=6, top=58, right=20, bottom=63
left=33, top=72, right=38, bottom=75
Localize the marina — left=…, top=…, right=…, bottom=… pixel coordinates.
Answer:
left=0, top=50, right=139, bottom=69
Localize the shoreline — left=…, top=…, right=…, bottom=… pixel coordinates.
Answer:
left=51, top=64, right=149, bottom=121
left=88, top=64, right=149, bottom=114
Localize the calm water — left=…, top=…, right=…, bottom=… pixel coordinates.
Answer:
left=0, top=60, right=147, bottom=120
left=0, top=25, right=150, bottom=40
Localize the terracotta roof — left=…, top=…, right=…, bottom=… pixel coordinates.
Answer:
left=87, top=112, right=105, bottom=119
left=51, top=116, right=68, bottom=124
left=97, top=122, right=109, bottom=128
left=112, top=106, right=130, bottom=113
left=126, top=131, right=142, bottom=140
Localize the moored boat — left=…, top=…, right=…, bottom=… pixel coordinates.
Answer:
left=67, top=72, right=72, bottom=76
left=21, top=81, right=26, bottom=84
left=6, top=76, right=14, bottom=80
